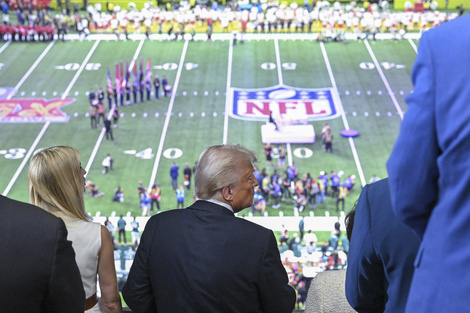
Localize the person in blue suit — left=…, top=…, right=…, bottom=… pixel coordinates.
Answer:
left=345, top=178, right=420, bottom=312
left=387, top=14, right=470, bottom=313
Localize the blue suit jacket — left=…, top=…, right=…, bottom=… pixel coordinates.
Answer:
left=346, top=179, right=420, bottom=312
left=123, top=200, right=296, bottom=313
left=387, top=14, right=470, bottom=312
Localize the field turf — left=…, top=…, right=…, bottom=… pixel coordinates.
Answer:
left=0, top=34, right=418, bottom=220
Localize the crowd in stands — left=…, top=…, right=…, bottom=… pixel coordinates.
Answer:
left=0, top=0, right=463, bottom=42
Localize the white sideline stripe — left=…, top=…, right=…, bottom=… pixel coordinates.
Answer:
left=320, top=42, right=367, bottom=188
left=0, top=41, right=11, bottom=55
left=7, top=40, right=56, bottom=100
left=85, top=39, right=144, bottom=174
left=363, top=39, right=404, bottom=120
left=274, top=39, right=293, bottom=167
left=147, top=40, right=189, bottom=190
left=223, top=34, right=234, bottom=144
left=4, top=40, right=100, bottom=196
left=408, top=38, right=418, bottom=54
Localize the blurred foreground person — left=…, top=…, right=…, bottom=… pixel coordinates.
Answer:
left=123, top=144, right=296, bottom=312
left=387, top=14, right=470, bottom=313
left=0, top=194, right=84, bottom=312
left=28, top=146, right=122, bottom=313
left=345, top=178, right=419, bottom=312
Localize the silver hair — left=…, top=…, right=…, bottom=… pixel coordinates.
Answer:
left=194, top=144, right=257, bottom=199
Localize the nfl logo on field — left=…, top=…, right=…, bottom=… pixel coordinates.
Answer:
left=230, top=85, right=340, bottom=122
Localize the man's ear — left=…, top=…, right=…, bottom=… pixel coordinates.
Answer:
left=220, top=186, right=233, bottom=202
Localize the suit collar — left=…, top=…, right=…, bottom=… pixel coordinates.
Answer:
left=190, top=200, right=235, bottom=216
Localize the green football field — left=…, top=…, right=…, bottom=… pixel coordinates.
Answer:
left=0, top=33, right=418, bottom=219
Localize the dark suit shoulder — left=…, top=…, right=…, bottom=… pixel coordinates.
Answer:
left=0, top=195, right=62, bottom=225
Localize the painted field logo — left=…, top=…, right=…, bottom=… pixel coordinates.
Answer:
left=230, top=85, right=340, bottom=121
left=0, top=98, right=74, bottom=123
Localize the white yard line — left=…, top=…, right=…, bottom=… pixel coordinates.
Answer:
left=320, top=42, right=367, bottom=187
left=363, top=39, right=404, bottom=120
left=7, top=40, right=56, bottom=100
left=274, top=38, right=283, bottom=86
left=85, top=39, right=145, bottom=174
left=408, top=38, right=418, bottom=54
left=274, top=38, right=293, bottom=166
left=4, top=39, right=101, bottom=196
left=147, top=40, right=189, bottom=190
left=223, top=35, right=234, bottom=145
left=0, top=40, right=11, bottom=55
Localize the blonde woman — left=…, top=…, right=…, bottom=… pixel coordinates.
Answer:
left=28, top=146, right=122, bottom=313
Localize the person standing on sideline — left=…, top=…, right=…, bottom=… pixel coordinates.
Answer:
left=130, top=216, right=140, bottom=247
left=0, top=194, right=85, bottom=312
left=123, top=144, right=296, bottom=313
left=149, top=183, right=162, bottom=213
left=386, top=14, right=470, bottom=313
left=183, top=163, right=192, bottom=190
left=28, top=146, right=122, bottom=313
left=153, top=75, right=160, bottom=99
left=117, top=214, right=127, bottom=244
left=104, top=117, right=114, bottom=140
left=299, top=215, right=305, bottom=240
left=102, top=153, right=112, bottom=174
left=175, top=185, right=185, bottom=209
left=170, top=161, right=179, bottom=190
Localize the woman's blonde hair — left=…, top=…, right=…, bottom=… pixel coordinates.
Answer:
left=28, top=146, right=89, bottom=221
left=195, top=144, right=257, bottom=199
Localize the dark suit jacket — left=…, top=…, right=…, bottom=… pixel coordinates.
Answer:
left=387, top=14, right=470, bottom=313
left=0, top=195, right=85, bottom=312
left=345, top=179, right=420, bottom=312
left=123, top=200, right=296, bottom=313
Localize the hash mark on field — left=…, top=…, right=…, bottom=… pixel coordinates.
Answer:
left=74, top=112, right=78, bottom=117
left=53, top=91, right=57, bottom=96
left=376, top=112, right=380, bottom=117
left=356, top=91, right=361, bottom=95
left=367, top=90, right=371, bottom=95
left=21, top=91, right=25, bottom=96
left=204, top=91, right=208, bottom=96
left=178, top=112, right=182, bottom=117
left=143, top=113, right=148, bottom=117
left=378, top=90, right=383, bottom=95
left=201, top=112, right=206, bottom=117
left=155, top=113, right=159, bottom=117
left=32, top=91, right=36, bottom=96
left=345, top=90, right=350, bottom=95
left=132, top=113, right=136, bottom=117
left=388, top=112, right=392, bottom=117
left=353, top=112, right=357, bottom=116
left=42, top=91, right=47, bottom=96
left=190, top=112, right=194, bottom=117
left=183, top=91, right=187, bottom=96
left=75, top=91, right=79, bottom=96
left=364, top=112, right=369, bottom=117
left=194, top=91, right=198, bottom=96
left=213, top=112, right=217, bottom=117
left=400, top=90, right=404, bottom=95
left=215, top=91, right=219, bottom=95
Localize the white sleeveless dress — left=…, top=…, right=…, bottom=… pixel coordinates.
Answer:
left=62, top=216, right=103, bottom=313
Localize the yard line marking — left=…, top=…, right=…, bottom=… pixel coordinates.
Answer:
left=223, top=35, right=234, bottom=144
left=147, top=40, right=189, bottom=190
left=4, top=40, right=101, bottom=196
left=7, top=40, right=56, bottom=100
left=274, top=39, right=293, bottom=166
left=274, top=38, right=283, bottom=86
left=0, top=40, right=11, bottom=54
left=320, top=42, right=367, bottom=187
left=408, top=38, right=418, bottom=54
left=85, top=39, right=144, bottom=174
left=363, top=39, right=404, bottom=120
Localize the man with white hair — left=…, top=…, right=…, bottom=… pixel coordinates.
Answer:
left=123, top=144, right=295, bottom=313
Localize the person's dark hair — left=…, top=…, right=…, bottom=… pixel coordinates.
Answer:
left=345, top=201, right=358, bottom=241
